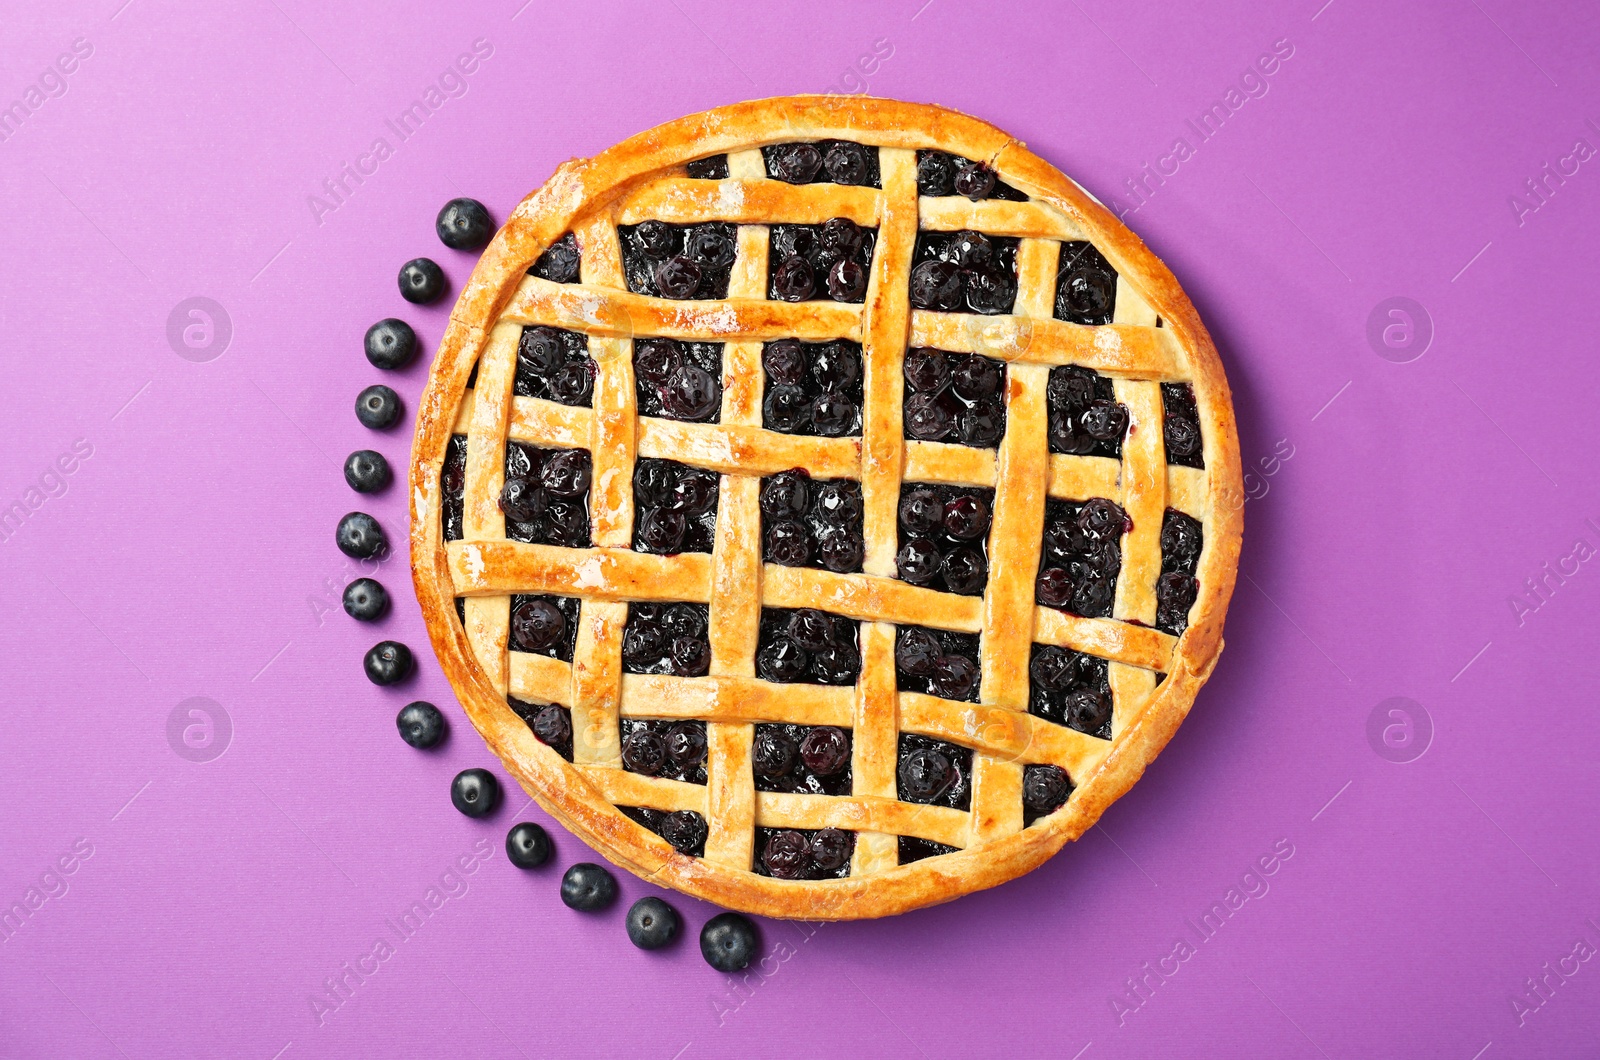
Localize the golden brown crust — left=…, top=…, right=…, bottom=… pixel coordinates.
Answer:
left=409, top=95, right=1242, bottom=920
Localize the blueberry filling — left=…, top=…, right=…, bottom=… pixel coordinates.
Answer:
left=767, top=219, right=877, bottom=304
left=759, top=470, right=865, bottom=574
left=509, top=594, right=580, bottom=659
left=751, top=723, right=853, bottom=796
left=896, top=734, right=972, bottom=810
left=761, top=339, right=863, bottom=437
left=753, top=826, right=855, bottom=880
left=894, top=626, right=982, bottom=703
left=620, top=807, right=709, bottom=857
left=1027, top=644, right=1113, bottom=739
left=1047, top=365, right=1126, bottom=459
left=441, top=433, right=468, bottom=542
left=633, top=458, right=720, bottom=555
left=509, top=697, right=573, bottom=760
left=755, top=608, right=861, bottom=687
left=1161, top=383, right=1204, bottom=468
left=898, top=836, right=960, bottom=865
left=634, top=338, right=723, bottom=422
left=516, top=326, right=597, bottom=407
left=1022, top=764, right=1074, bottom=826
left=762, top=141, right=881, bottom=188
left=907, top=230, right=1019, bottom=315
left=894, top=484, right=994, bottom=596
left=903, top=347, right=1007, bottom=447
left=1157, top=509, right=1202, bottom=635
left=622, top=603, right=712, bottom=677
left=1054, top=241, right=1118, bottom=326
left=685, top=154, right=729, bottom=180
left=620, top=221, right=736, bottom=299
left=1035, top=497, right=1126, bottom=618
left=914, top=150, right=1028, bottom=201
left=620, top=719, right=709, bottom=784
left=501, top=442, right=592, bottom=547
left=529, top=232, right=581, bottom=283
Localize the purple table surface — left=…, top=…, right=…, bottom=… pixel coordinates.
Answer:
left=3, top=0, right=1598, bottom=1057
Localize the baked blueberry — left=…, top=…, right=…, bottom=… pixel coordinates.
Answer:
left=623, top=603, right=711, bottom=677
left=810, top=828, right=853, bottom=872
left=799, top=726, right=851, bottom=776
left=511, top=597, right=566, bottom=654
left=701, top=912, right=758, bottom=972
left=441, top=435, right=467, bottom=541
left=896, top=734, right=971, bottom=809
left=336, top=512, right=387, bottom=559
left=355, top=385, right=401, bottom=430
left=909, top=260, right=962, bottom=310
left=686, top=154, right=730, bottom=179
left=916, top=150, right=959, bottom=196
left=398, top=257, right=446, bottom=303
left=506, top=821, right=552, bottom=868
left=397, top=701, right=446, bottom=749
left=363, top=318, right=417, bottom=369
left=530, top=232, right=581, bottom=283
left=342, top=577, right=389, bottom=621
left=1022, top=764, right=1073, bottom=823
left=622, top=728, right=668, bottom=775
left=364, top=641, right=413, bottom=685
left=344, top=449, right=391, bottom=493
left=450, top=767, right=500, bottom=817
left=561, top=863, right=617, bottom=912
left=769, top=142, right=823, bottom=183
left=436, top=197, right=494, bottom=250
left=762, top=830, right=812, bottom=879
left=1035, top=498, right=1124, bottom=617
left=1161, top=383, right=1205, bottom=468
left=954, top=161, right=997, bottom=199
left=1054, top=241, right=1118, bottom=326
left=626, top=897, right=680, bottom=950
left=508, top=700, right=574, bottom=759
left=659, top=809, right=708, bottom=854
left=772, top=256, right=815, bottom=301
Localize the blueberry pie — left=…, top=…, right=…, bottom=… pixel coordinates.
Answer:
left=410, top=97, right=1242, bottom=920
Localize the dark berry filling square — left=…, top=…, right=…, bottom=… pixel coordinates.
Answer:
left=632, top=458, right=719, bottom=555
left=454, top=597, right=466, bottom=625
left=620, top=806, right=708, bottom=857
left=1054, top=241, right=1118, bottom=326
left=751, top=723, right=853, bottom=796
left=754, top=826, right=856, bottom=880
left=915, top=150, right=1028, bottom=201
left=620, top=719, right=709, bottom=785
left=528, top=232, right=580, bottom=283
left=762, top=141, right=880, bottom=187
left=761, top=339, right=862, bottom=437
left=620, top=221, right=737, bottom=300
left=1046, top=365, right=1126, bottom=458
left=441, top=433, right=467, bottom=542
left=894, top=485, right=993, bottom=596
left=1027, top=644, right=1112, bottom=740
left=516, top=326, right=596, bottom=407
left=509, top=697, right=572, bottom=760
left=756, top=608, right=861, bottom=686
left=1157, top=509, right=1203, bottom=635
left=622, top=603, right=711, bottom=677
left=634, top=339, right=722, bottom=422
left=896, top=734, right=971, bottom=810
left=903, top=348, right=1007, bottom=448
left=908, top=230, right=1019, bottom=315
left=898, top=836, right=960, bottom=865
left=1161, top=383, right=1204, bottom=468
left=768, top=219, right=876, bottom=303
left=759, top=471, right=864, bottom=574
left=685, top=154, right=729, bottom=180
left=1022, top=764, right=1074, bottom=826
left=894, top=626, right=981, bottom=703
left=501, top=442, right=592, bottom=548
left=508, top=594, right=579, bottom=659
left=1035, top=497, right=1126, bottom=618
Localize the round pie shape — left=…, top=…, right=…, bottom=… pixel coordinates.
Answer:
left=409, top=96, right=1243, bottom=920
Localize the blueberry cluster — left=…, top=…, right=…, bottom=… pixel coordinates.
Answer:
left=1157, top=509, right=1203, bottom=635
left=762, top=141, right=880, bottom=187
left=633, top=458, right=720, bottom=555
left=619, top=807, right=709, bottom=857
left=894, top=626, right=981, bottom=703
left=768, top=218, right=877, bottom=303
left=1047, top=365, right=1127, bottom=458
left=500, top=442, right=592, bottom=548
left=509, top=594, right=580, bottom=658
left=620, top=221, right=737, bottom=299
left=634, top=338, right=722, bottom=422
left=894, top=485, right=993, bottom=596
left=1161, top=383, right=1204, bottom=468
left=915, top=150, right=1028, bottom=201
left=529, top=232, right=581, bottom=283
left=620, top=719, right=709, bottom=784
left=516, top=326, right=596, bottom=406
left=759, top=471, right=864, bottom=574
left=903, top=347, right=1007, bottom=447
left=761, top=339, right=862, bottom=437
left=755, top=608, right=861, bottom=686
left=896, top=734, right=972, bottom=810
left=441, top=433, right=468, bottom=541
left=1054, top=241, right=1118, bottom=326
left=510, top=697, right=574, bottom=759
left=1022, top=764, right=1073, bottom=826
left=685, top=155, right=729, bottom=180
left=752, top=723, right=853, bottom=796
left=908, top=230, right=1018, bottom=316
left=622, top=603, right=712, bottom=677
left=754, top=827, right=855, bottom=880
left=1028, top=644, right=1112, bottom=739
left=1035, top=497, right=1126, bottom=618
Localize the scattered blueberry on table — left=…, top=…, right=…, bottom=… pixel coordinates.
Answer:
left=561, top=863, right=618, bottom=912
left=363, top=641, right=413, bottom=686
left=506, top=822, right=552, bottom=869
left=451, top=768, right=501, bottom=818
left=398, top=257, right=447, bottom=304
left=342, top=577, right=389, bottom=621
left=436, top=198, right=494, bottom=250
left=343, top=449, right=391, bottom=493
left=700, top=912, right=758, bottom=971
left=336, top=512, right=386, bottom=559
left=364, top=318, right=417, bottom=369
left=626, top=897, right=680, bottom=950
left=396, top=702, right=445, bottom=749
left=355, top=384, right=402, bottom=429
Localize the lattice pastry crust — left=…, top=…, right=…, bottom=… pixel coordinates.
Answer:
left=409, top=97, right=1242, bottom=919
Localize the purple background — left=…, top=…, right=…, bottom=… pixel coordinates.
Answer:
left=2, top=0, right=1597, bottom=1056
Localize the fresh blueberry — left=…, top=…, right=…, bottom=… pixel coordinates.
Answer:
left=506, top=821, right=552, bottom=868
left=436, top=197, right=494, bottom=250
left=701, top=912, right=759, bottom=972
left=626, top=897, right=681, bottom=950
left=397, top=701, right=446, bottom=749
left=364, top=641, right=414, bottom=685
left=344, top=449, right=391, bottom=493
left=355, top=384, right=402, bottom=429
left=451, top=767, right=500, bottom=818
left=364, top=318, right=417, bottom=369
left=342, top=577, right=389, bottom=621
left=561, top=862, right=618, bottom=912
left=336, top=512, right=387, bottom=558
left=398, top=257, right=447, bottom=304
